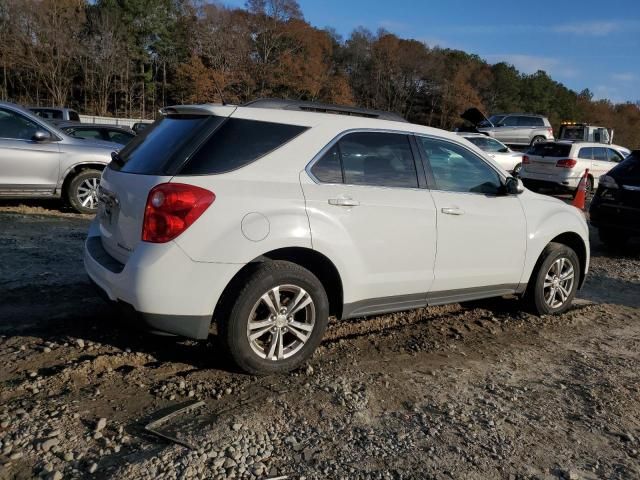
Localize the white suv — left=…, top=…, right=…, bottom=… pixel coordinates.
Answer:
left=84, top=99, right=590, bottom=374
left=520, top=141, right=630, bottom=193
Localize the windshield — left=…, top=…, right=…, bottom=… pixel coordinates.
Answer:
left=528, top=143, right=572, bottom=157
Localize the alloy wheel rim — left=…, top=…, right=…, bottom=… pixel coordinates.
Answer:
left=543, top=257, right=575, bottom=308
left=246, top=284, right=315, bottom=361
left=77, top=177, right=100, bottom=210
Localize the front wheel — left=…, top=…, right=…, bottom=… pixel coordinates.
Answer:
left=67, top=169, right=102, bottom=214
left=526, top=242, right=580, bottom=315
left=220, top=261, right=329, bottom=375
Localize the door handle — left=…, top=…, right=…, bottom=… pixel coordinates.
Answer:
left=441, top=207, right=465, bottom=215
left=328, top=197, right=360, bottom=207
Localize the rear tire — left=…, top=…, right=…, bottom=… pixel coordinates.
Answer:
left=526, top=242, right=580, bottom=315
left=67, top=169, right=101, bottom=214
left=530, top=136, right=546, bottom=146
left=219, top=261, right=329, bottom=375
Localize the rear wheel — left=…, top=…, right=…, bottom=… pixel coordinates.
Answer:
left=219, top=261, right=329, bottom=375
left=530, top=136, right=546, bottom=146
left=67, top=169, right=101, bottom=214
left=526, top=242, right=580, bottom=315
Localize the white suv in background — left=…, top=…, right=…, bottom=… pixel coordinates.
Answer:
left=520, top=141, right=630, bottom=193
left=84, top=99, right=590, bottom=374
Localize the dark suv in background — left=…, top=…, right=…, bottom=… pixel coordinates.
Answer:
left=590, top=150, right=640, bottom=248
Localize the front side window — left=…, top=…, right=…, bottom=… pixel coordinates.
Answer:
left=0, top=108, right=41, bottom=140
left=418, top=137, right=502, bottom=195
left=502, top=116, right=518, bottom=127
left=592, top=147, right=608, bottom=161
left=607, top=148, right=624, bottom=163
left=72, top=129, right=103, bottom=140
left=578, top=147, right=593, bottom=160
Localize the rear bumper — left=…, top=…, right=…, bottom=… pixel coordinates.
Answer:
left=83, top=220, right=242, bottom=339
left=520, top=170, right=581, bottom=190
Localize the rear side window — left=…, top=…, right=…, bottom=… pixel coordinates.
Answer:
left=114, top=115, right=222, bottom=174
left=181, top=118, right=307, bottom=175
left=502, top=116, right=518, bottom=126
left=311, top=144, right=343, bottom=183
left=593, top=147, right=608, bottom=161
left=517, top=116, right=534, bottom=127
left=578, top=147, right=593, bottom=159
left=528, top=143, right=571, bottom=157
left=311, top=132, right=418, bottom=188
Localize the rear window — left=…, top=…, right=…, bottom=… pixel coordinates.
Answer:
left=560, top=126, right=585, bottom=141
left=180, top=118, right=307, bottom=175
left=112, top=115, right=221, bottom=175
left=528, top=143, right=571, bottom=158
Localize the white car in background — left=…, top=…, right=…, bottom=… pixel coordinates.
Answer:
left=520, top=141, right=630, bottom=193
left=458, top=133, right=524, bottom=174
left=84, top=99, right=590, bottom=374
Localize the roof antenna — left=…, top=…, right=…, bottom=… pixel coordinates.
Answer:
left=211, top=76, right=226, bottom=106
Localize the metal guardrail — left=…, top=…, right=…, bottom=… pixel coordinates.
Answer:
left=79, top=114, right=153, bottom=128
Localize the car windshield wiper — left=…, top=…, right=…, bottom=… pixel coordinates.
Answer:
left=111, top=151, right=125, bottom=167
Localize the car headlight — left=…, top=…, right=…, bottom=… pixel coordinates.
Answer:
left=599, top=175, right=618, bottom=189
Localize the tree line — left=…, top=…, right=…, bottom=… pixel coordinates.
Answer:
left=1, top=0, right=638, bottom=147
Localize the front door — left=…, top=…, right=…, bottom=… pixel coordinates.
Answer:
left=0, top=107, right=60, bottom=195
left=415, top=135, right=526, bottom=298
left=301, top=131, right=437, bottom=311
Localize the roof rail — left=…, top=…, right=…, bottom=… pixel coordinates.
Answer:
left=243, top=98, right=407, bottom=123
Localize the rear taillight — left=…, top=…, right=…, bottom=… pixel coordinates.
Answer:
left=522, top=155, right=530, bottom=164
left=547, top=127, right=553, bottom=136
left=142, top=183, right=215, bottom=243
left=556, top=158, right=577, bottom=168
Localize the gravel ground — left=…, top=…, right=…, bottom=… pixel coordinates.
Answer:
left=0, top=200, right=639, bottom=480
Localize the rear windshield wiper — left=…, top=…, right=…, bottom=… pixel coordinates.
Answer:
left=111, top=151, right=124, bottom=167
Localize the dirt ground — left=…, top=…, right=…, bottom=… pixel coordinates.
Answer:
left=0, top=199, right=639, bottom=480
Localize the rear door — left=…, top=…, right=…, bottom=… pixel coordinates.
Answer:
left=591, top=147, right=612, bottom=181
left=301, top=131, right=438, bottom=305
left=0, top=107, right=60, bottom=194
left=416, top=135, right=526, bottom=295
left=516, top=116, right=536, bottom=144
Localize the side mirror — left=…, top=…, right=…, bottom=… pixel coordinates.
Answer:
left=504, top=176, right=524, bottom=195
left=32, top=130, right=52, bottom=142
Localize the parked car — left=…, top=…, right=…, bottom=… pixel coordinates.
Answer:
left=132, top=122, right=152, bottom=134
left=0, top=101, right=118, bottom=213
left=590, top=150, right=640, bottom=248
left=460, top=108, right=554, bottom=147
left=29, top=106, right=81, bottom=123
left=84, top=99, right=590, bottom=374
left=56, top=121, right=136, bottom=146
left=519, top=141, right=630, bottom=193
left=458, top=133, right=524, bottom=174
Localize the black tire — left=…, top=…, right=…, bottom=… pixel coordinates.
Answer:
left=526, top=242, right=580, bottom=316
left=599, top=228, right=629, bottom=249
left=512, top=163, right=522, bottom=177
left=219, top=260, right=329, bottom=375
left=67, top=169, right=101, bottom=214
left=530, top=136, right=546, bottom=146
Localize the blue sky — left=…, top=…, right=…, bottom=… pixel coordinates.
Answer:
left=223, top=0, right=640, bottom=103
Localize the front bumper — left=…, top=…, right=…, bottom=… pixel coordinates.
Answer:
left=590, top=198, right=640, bottom=235
left=83, top=221, right=242, bottom=339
